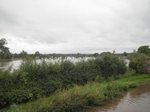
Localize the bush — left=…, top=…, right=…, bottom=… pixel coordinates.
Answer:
left=0, top=55, right=127, bottom=109
left=129, top=53, right=148, bottom=73
left=95, top=55, right=126, bottom=78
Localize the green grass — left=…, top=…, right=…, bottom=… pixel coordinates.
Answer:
left=1, top=74, right=150, bottom=112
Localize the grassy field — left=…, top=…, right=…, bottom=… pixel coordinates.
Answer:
left=1, top=74, right=150, bottom=112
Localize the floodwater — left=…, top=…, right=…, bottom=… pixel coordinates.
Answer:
left=0, top=57, right=94, bottom=71
left=0, top=57, right=129, bottom=71
left=0, top=59, right=21, bottom=71
left=84, top=83, right=150, bottom=112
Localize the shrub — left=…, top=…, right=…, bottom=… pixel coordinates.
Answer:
left=0, top=55, right=127, bottom=109
left=129, top=53, right=148, bottom=73
left=95, top=55, right=126, bottom=78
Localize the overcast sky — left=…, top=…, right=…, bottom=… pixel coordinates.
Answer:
left=0, top=0, right=150, bottom=54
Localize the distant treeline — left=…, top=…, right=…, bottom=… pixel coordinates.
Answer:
left=0, top=38, right=131, bottom=60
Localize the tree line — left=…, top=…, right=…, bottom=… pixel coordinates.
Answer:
left=0, top=38, right=143, bottom=60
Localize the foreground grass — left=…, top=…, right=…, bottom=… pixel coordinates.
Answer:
left=1, top=74, right=150, bottom=112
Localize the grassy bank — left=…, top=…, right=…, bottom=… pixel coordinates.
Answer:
left=0, top=59, right=12, bottom=62
left=2, top=74, right=150, bottom=112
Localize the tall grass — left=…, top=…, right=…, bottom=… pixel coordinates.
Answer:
left=3, top=74, right=150, bottom=112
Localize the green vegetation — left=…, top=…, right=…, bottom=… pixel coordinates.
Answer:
left=137, top=45, right=150, bottom=56
left=129, top=45, right=150, bottom=73
left=0, top=55, right=126, bottom=110
left=2, top=74, right=150, bottom=112
left=0, top=38, right=12, bottom=59
left=129, top=53, right=148, bottom=73
left=1, top=43, right=150, bottom=112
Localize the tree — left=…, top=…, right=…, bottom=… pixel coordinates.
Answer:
left=35, top=51, right=40, bottom=56
left=93, top=53, right=99, bottom=57
left=100, top=52, right=111, bottom=56
left=20, top=50, right=28, bottom=55
left=20, top=50, right=28, bottom=58
left=137, top=45, right=150, bottom=56
left=113, top=50, right=115, bottom=54
left=123, top=52, right=128, bottom=56
left=35, top=51, right=41, bottom=58
left=0, top=38, right=12, bottom=59
left=0, top=38, right=10, bottom=53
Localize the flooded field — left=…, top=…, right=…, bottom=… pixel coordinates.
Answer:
left=0, top=57, right=94, bottom=71
left=0, top=59, right=21, bottom=71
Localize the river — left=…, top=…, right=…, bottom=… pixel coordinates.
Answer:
left=84, top=83, right=150, bottom=112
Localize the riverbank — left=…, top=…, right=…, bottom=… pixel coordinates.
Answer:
left=2, top=74, right=150, bottom=112
left=83, top=83, right=150, bottom=112
left=0, top=59, right=12, bottom=62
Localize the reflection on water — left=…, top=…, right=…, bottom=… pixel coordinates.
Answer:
left=0, top=59, right=21, bottom=71
left=84, top=84, right=150, bottom=112
left=0, top=57, right=95, bottom=71
left=0, top=57, right=129, bottom=71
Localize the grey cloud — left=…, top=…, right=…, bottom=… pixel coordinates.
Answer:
left=0, top=8, right=19, bottom=34
left=0, top=9, right=17, bottom=25
left=0, top=0, right=150, bottom=53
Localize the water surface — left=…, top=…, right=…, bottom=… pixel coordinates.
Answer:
left=0, top=59, right=21, bottom=71
left=84, top=83, right=150, bottom=112
left=0, top=57, right=94, bottom=71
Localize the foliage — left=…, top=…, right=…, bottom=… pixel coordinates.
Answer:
left=93, top=53, right=99, bottom=57
left=94, top=55, right=126, bottom=78
left=0, top=38, right=8, bottom=53
left=19, top=50, right=28, bottom=58
left=3, top=74, right=150, bottom=112
left=123, top=52, right=128, bottom=56
left=135, top=45, right=150, bottom=74
left=100, top=52, right=111, bottom=56
left=129, top=53, right=148, bottom=73
left=34, top=51, right=41, bottom=58
left=137, top=45, right=150, bottom=56
left=0, top=38, right=12, bottom=59
left=0, top=55, right=126, bottom=109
